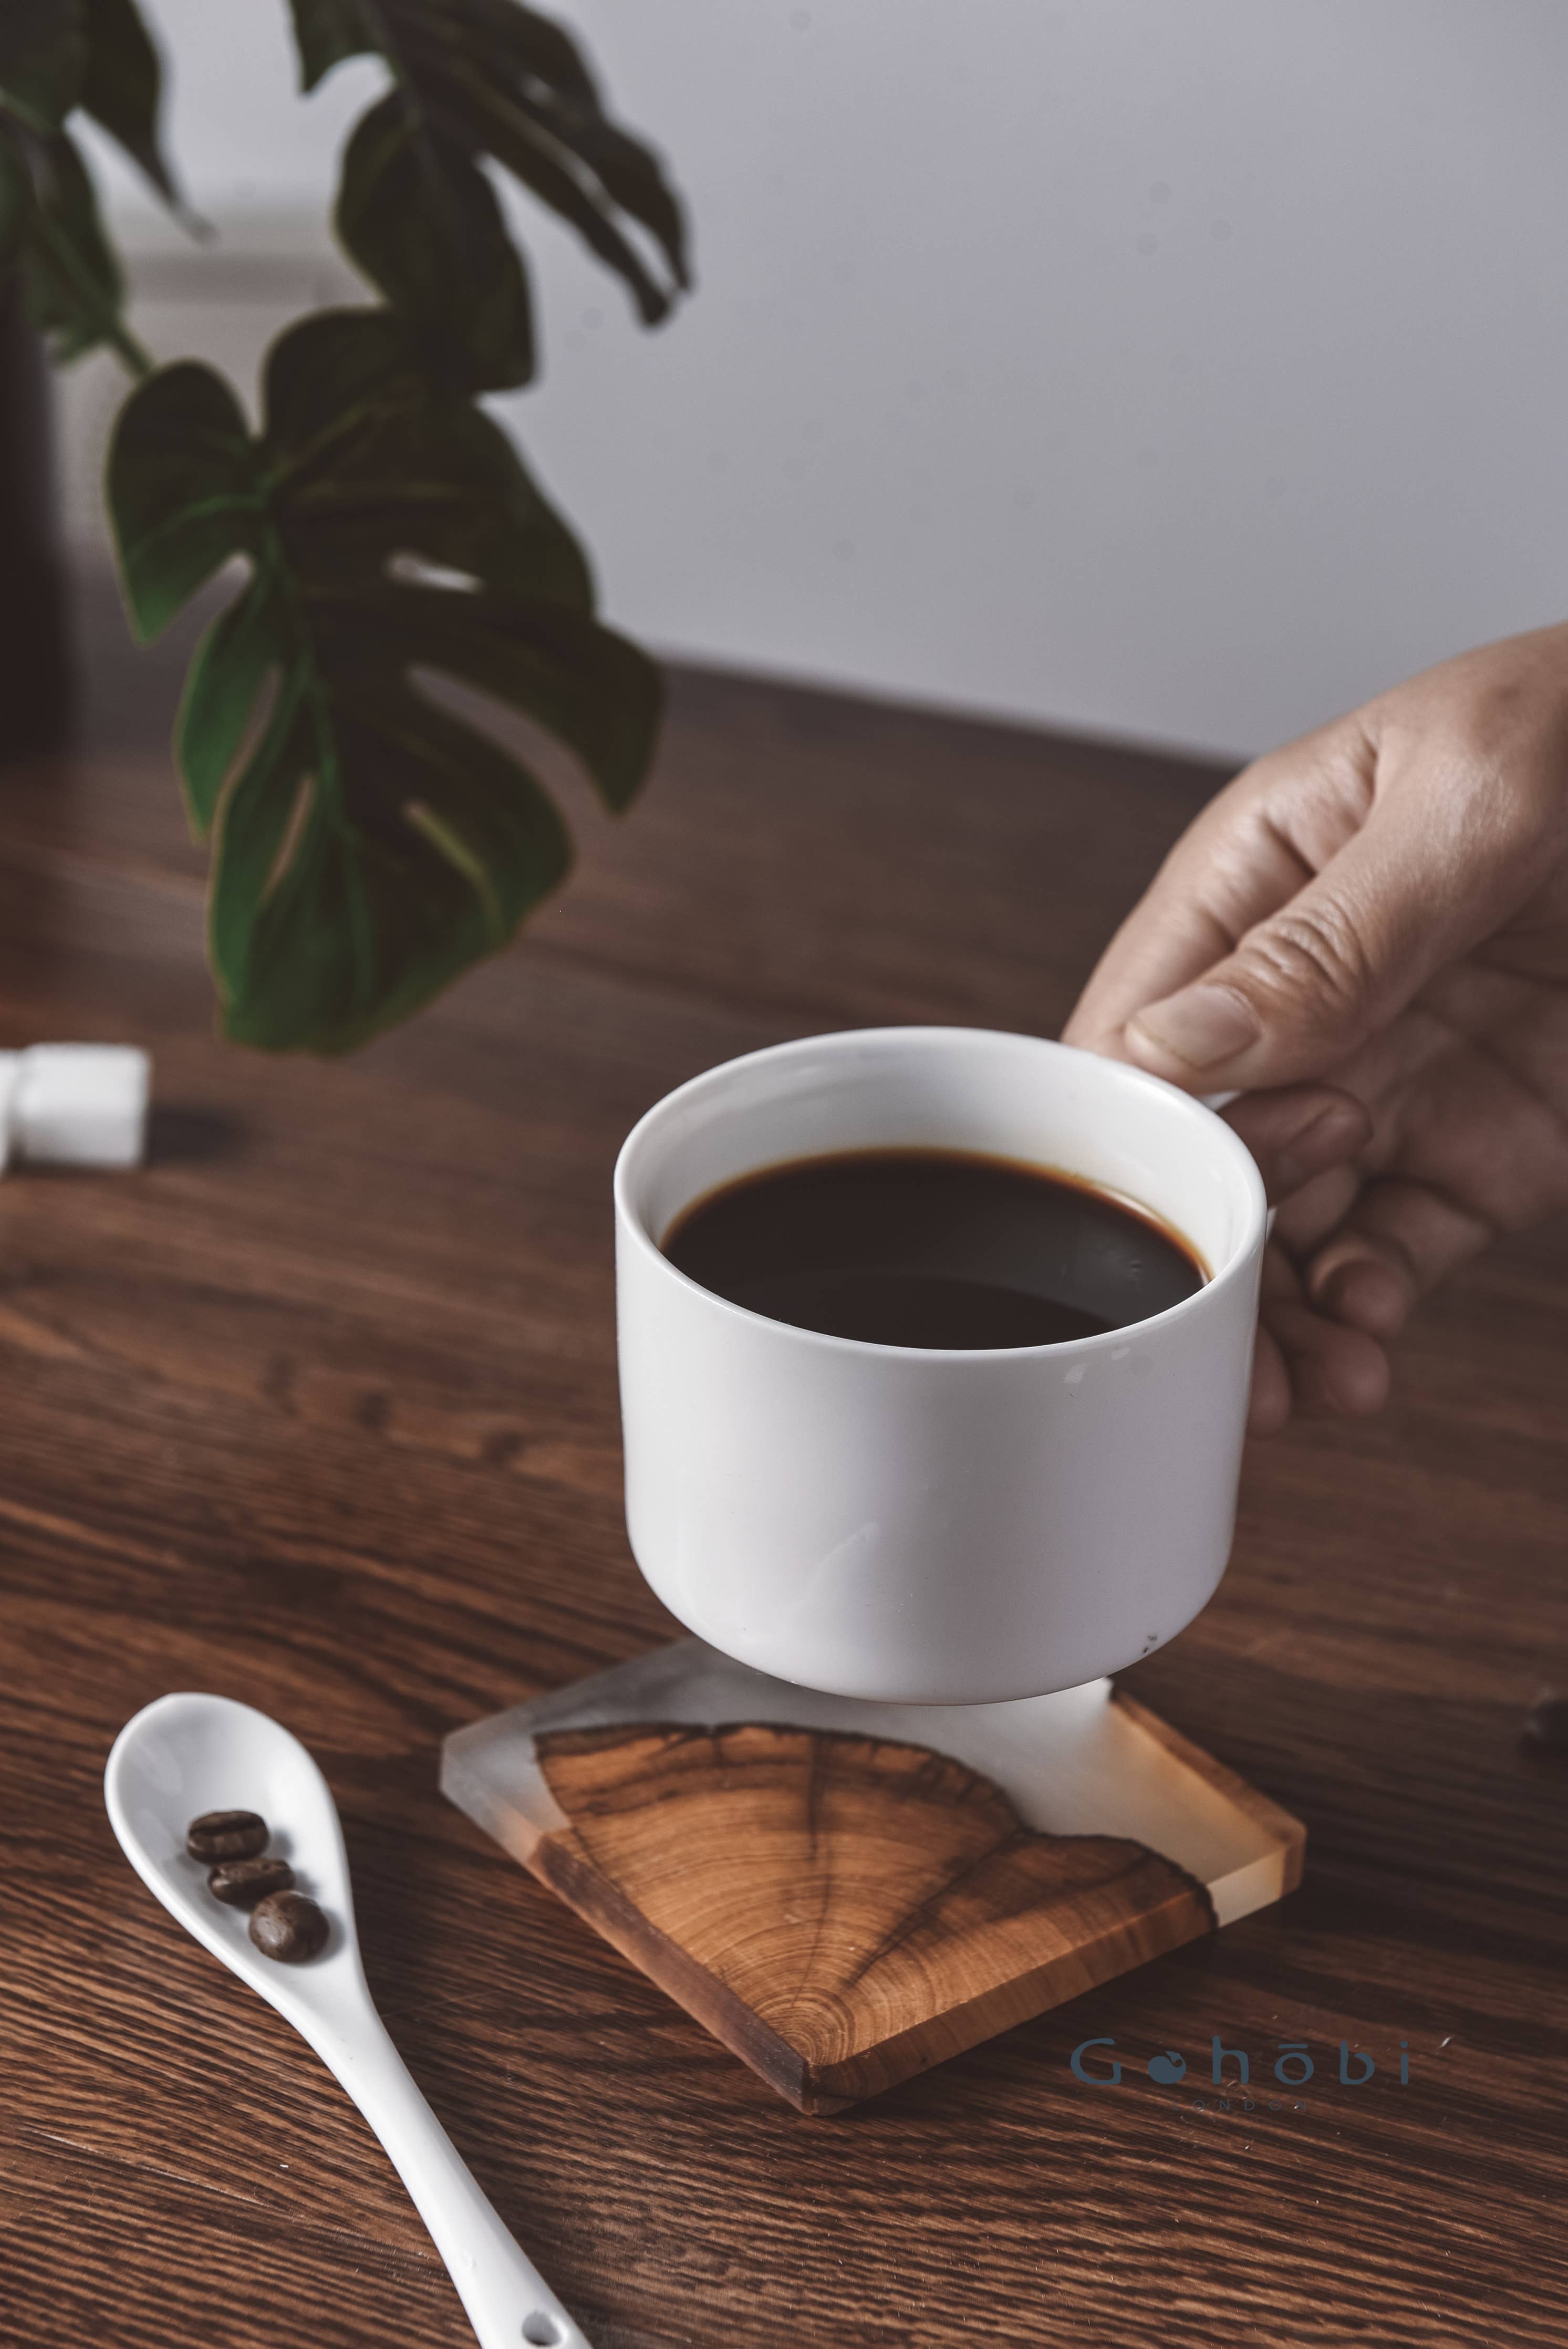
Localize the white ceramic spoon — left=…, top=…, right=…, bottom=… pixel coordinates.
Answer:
left=105, top=1690, right=589, bottom=2349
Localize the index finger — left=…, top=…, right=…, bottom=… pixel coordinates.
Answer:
left=1062, top=730, right=1366, bottom=1063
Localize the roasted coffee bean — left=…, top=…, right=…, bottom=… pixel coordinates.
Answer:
left=248, top=1889, right=329, bottom=1963
left=186, top=1810, right=268, bottom=1863
left=1521, top=1692, right=1568, bottom=1753
left=208, top=1855, right=295, bottom=1909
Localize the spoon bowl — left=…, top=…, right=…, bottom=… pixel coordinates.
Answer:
left=106, top=1690, right=588, bottom=2349
left=106, top=1689, right=361, bottom=2017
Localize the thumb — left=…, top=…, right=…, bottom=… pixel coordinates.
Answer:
left=1119, top=809, right=1493, bottom=1090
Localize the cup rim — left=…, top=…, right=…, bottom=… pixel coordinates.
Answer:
left=614, top=1024, right=1268, bottom=1363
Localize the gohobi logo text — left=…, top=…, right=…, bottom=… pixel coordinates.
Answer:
left=1070, top=2035, right=1410, bottom=2107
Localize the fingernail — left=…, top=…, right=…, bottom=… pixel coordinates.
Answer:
left=1129, top=984, right=1262, bottom=1072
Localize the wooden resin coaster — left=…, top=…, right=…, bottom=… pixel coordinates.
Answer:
left=441, top=1640, right=1304, bottom=2115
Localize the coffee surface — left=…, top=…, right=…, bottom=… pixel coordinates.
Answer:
left=662, top=1148, right=1204, bottom=1349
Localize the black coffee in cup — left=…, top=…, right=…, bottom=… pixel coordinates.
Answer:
left=661, top=1147, right=1205, bottom=1349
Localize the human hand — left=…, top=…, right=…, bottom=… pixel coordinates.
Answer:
left=1064, top=623, right=1568, bottom=1432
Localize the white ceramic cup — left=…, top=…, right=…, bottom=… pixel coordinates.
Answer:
left=615, top=1026, right=1267, bottom=1704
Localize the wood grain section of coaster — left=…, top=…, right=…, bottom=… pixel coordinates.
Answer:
left=443, top=1644, right=1306, bottom=2115
left=531, top=1719, right=1216, bottom=2111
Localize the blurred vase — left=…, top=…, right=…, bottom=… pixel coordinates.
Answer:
left=0, top=278, right=72, bottom=761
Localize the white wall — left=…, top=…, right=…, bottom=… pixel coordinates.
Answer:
left=74, top=0, right=1568, bottom=757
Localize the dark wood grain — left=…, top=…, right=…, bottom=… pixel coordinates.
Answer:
left=525, top=1718, right=1221, bottom=2113
left=2, top=575, right=1565, bottom=2346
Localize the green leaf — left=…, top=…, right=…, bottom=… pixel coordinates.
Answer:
left=261, top=309, right=589, bottom=604
left=287, top=0, right=688, bottom=380
left=285, top=0, right=367, bottom=93
left=174, top=580, right=282, bottom=838
left=1, top=34, right=153, bottom=373
left=222, top=685, right=574, bottom=1052
left=336, top=90, right=532, bottom=391
left=79, top=0, right=179, bottom=206
left=206, top=674, right=319, bottom=999
left=0, top=0, right=83, bottom=135
left=352, top=581, right=657, bottom=810
left=108, top=358, right=262, bottom=635
left=107, top=308, right=661, bottom=1053
left=17, top=125, right=133, bottom=365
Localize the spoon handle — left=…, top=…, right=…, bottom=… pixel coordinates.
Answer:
left=308, top=2005, right=589, bottom=2349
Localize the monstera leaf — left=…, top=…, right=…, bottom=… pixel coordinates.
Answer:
left=10, top=0, right=682, bottom=1057
left=3, top=124, right=130, bottom=363
left=108, top=309, right=661, bottom=1053
left=79, top=0, right=180, bottom=206
left=0, top=0, right=178, bottom=363
left=286, top=0, right=689, bottom=389
left=0, top=0, right=84, bottom=134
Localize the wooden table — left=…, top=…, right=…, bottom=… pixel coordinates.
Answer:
left=4, top=588, right=1565, bottom=2347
